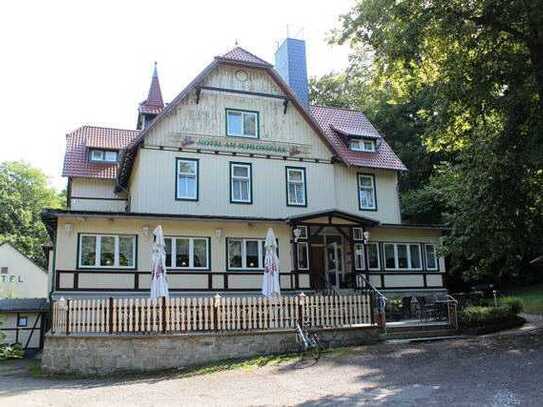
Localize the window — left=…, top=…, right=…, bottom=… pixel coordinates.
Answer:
left=298, top=226, right=308, bottom=239
left=163, top=237, right=210, bottom=269
left=354, top=243, right=365, bottom=270
left=89, top=149, right=118, bottom=162
left=367, top=243, right=380, bottom=270
left=226, top=109, right=258, bottom=138
left=353, top=227, right=363, bottom=241
left=1, top=267, right=7, bottom=274
left=358, top=174, right=377, bottom=210
left=176, top=158, right=198, bottom=200
left=227, top=238, right=278, bottom=270
left=230, top=163, right=252, bottom=203
left=17, top=316, right=28, bottom=327
left=286, top=167, right=307, bottom=207
left=383, top=243, right=422, bottom=270
left=425, top=244, right=438, bottom=270
left=350, top=138, right=376, bottom=152
left=78, top=234, right=136, bottom=268
left=297, top=242, right=309, bottom=270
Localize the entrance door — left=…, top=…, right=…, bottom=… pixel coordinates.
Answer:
left=309, top=245, right=325, bottom=289
left=326, top=240, right=344, bottom=289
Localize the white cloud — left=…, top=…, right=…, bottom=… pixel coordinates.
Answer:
left=0, top=0, right=353, bottom=190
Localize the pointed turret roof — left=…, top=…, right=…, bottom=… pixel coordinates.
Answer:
left=139, top=62, right=164, bottom=114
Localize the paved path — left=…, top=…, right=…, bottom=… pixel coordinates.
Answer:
left=1, top=319, right=542, bottom=406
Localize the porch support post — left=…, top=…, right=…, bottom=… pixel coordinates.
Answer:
left=349, top=227, right=356, bottom=288
left=291, top=223, right=299, bottom=290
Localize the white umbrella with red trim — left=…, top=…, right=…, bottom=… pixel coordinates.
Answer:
left=262, top=228, right=281, bottom=297
left=150, top=225, right=169, bottom=299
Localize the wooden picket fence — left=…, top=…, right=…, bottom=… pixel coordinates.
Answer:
left=51, top=294, right=374, bottom=335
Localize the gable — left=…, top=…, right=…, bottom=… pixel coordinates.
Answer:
left=143, top=64, right=334, bottom=160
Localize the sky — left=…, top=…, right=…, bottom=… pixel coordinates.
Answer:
left=0, top=0, right=354, bottom=190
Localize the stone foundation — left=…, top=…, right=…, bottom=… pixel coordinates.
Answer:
left=41, top=326, right=381, bottom=376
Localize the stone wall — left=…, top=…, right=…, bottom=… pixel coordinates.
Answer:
left=41, top=327, right=381, bottom=376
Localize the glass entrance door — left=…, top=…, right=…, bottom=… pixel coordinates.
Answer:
left=326, top=237, right=344, bottom=288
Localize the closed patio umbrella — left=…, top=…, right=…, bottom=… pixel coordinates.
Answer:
left=150, top=225, right=169, bottom=299
left=262, top=228, right=281, bottom=297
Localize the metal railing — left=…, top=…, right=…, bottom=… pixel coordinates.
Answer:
left=354, top=273, right=388, bottom=328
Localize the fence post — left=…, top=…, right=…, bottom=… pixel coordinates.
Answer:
left=161, top=297, right=166, bottom=334
left=214, top=293, right=221, bottom=331
left=65, top=298, right=70, bottom=336
left=297, top=292, right=306, bottom=326
left=108, top=297, right=114, bottom=334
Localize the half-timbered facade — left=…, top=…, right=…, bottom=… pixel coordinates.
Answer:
left=43, top=39, right=446, bottom=299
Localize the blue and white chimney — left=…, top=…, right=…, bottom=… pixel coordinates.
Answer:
left=274, top=38, right=309, bottom=108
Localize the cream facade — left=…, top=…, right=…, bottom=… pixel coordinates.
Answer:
left=0, top=242, right=48, bottom=298
left=47, top=43, right=446, bottom=299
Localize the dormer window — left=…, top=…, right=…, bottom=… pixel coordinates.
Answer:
left=90, top=149, right=118, bottom=163
left=350, top=138, right=375, bottom=152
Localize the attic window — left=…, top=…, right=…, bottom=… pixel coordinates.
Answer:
left=350, top=138, right=375, bottom=152
left=90, top=149, right=118, bottom=163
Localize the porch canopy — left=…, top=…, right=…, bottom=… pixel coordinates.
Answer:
left=286, top=209, right=379, bottom=229
left=286, top=209, right=379, bottom=291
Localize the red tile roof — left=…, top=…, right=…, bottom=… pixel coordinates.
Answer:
left=220, top=47, right=273, bottom=67
left=310, top=105, right=407, bottom=171
left=63, top=126, right=139, bottom=179
left=66, top=47, right=406, bottom=183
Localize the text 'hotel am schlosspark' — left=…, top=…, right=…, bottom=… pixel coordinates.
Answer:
left=42, top=38, right=447, bottom=300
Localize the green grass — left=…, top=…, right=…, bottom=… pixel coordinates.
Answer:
left=510, top=283, right=543, bottom=315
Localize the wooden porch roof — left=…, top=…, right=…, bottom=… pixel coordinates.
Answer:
left=286, top=209, right=379, bottom=227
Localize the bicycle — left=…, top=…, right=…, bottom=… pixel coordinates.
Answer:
left=295, top=320, right=322, bottom=361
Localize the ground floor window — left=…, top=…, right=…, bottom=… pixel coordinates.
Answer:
left=425, top=244, right=438, bottom=270
left=367, top=243, right=380, bottom=270
left=227, top=238, right=267, bottom=270
left=384, top=243, right=422, bottom=270
left=297, top=242, right=309, bottom=270
left=164, top=237, right=210, bottom=269
left=78, top=234, right=136, bottom=268
left=17, top=316, right=28, bottom=327
left=354, top=243, right=365, bottom=270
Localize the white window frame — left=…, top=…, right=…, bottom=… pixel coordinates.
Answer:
left=350, top=138, right=376, bottom=152
left=425, top=244, right=438, bottom=270
left=78, top=234, right=136, bottom=269
left=176, top=158, right=198, bottom=200
left=383, top=243, right=422, bottom=271
left=227, top=238, right=268, bottom=270
left=353, top=227, right=363, bottom=241
left=286, top=167, right=307, bottom=207
left=297, top=242, right=309, bottom=270
left=164, top=237, right=210, bottom=270
left=354, top=242, right=365, bottom=271
left=226, top=109, right=259, bottom=138
left=89, top=149, right=118, bottom=162
left=358, top=174, right=377, bottom=210
left=230, top=163, right=252, bottom=203
left=367, top=242, right=380, bottom=270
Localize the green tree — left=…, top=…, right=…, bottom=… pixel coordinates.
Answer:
left=327, top=0, right=543, bottom=284
left=0, top=161, right=64, bottom=268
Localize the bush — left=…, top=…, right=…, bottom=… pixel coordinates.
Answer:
left=499, top=297, right=523, bottom=314
left=458, top=305, right=517, bottom=329
left=0, top=343, right=24, bottom=361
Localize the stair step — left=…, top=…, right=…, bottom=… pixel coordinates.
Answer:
left=386, top=324, right=451, bottom=333
left=383, top=329, right=458, bottom=340
left=385, top=335, right=465, bottom=344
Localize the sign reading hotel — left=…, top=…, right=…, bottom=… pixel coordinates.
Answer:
left=168, top=134, right=311, bottom=157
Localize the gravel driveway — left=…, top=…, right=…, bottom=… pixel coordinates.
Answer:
left=1, top=322, right=542, bottom=407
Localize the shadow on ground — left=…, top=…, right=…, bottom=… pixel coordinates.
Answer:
left=1, top=327, right=542, bottom=406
